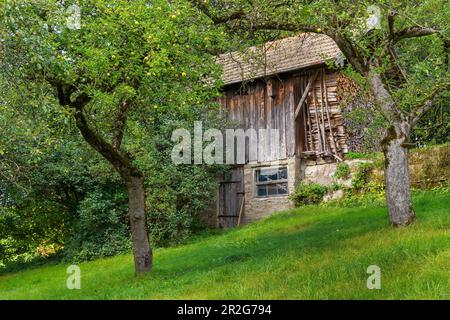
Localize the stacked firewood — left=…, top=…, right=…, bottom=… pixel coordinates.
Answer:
left=304, top=69, right=349, bottom=159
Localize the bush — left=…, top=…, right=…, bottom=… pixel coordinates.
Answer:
left=145, top=163, right=219, bottom=247
left=0, top=202, right=68, bottom=269
left=334, top=163, right=351, bottom=179
left=351, top=162, right=375, bottom=190
left=0, top=103, right=229, bottom=266
left=345, top=152, right=371, bottom=159
left=290, top=182, right=328, bottom=206
left=63, top=189, right=131, bottom=262
left=328, top=190, right=385, bottom=208
left=146, top=185, right=193, bottom=247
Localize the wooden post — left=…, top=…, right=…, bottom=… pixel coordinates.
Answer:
left=312, top=74, right=324, bottom=153
left=301, top=78, right=308, bottom=151
left=237, top=195, right=245, bottom=227
left=305, top=77, right=314, bottom=152
left=295, top=71, right=319, bottom=153
left=294, top=70, right=319, bottom=120
left=323, top=70, right=339, bottom=157
left=319, top=69, right=328, bottom=153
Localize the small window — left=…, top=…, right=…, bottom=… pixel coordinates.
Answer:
left=255, top=167, right=288, bottom=197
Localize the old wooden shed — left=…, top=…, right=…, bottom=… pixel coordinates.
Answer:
left=214, top=33, right=351, bottom=227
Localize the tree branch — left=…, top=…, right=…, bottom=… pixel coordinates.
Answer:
left=409, top=88, right=441, bottom=127
left=112, top=100, right=132, bottom=150
left=368, top=70, right=404, bottom=123
left=188, top=0, right=246, bottom=24
left=244, top=21, right=318, bottom=33
left=394, top=26, right=439, bottom=42
left=73, top=107, right=141, bottom=179
left=188, top=0, right=319, bottom=32
left=50, top=80, right=141, bottom=179
left=385, top=12, right=409, bottom=83
left=388, top=10, right=398, bottom=39
left=386, top=45, right=408, bottom=82
left=332, top=33, right=368, bottom=75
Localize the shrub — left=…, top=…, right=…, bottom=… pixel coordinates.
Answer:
left=329, top=183, right=342, bottom=191
left=330, top=190, right=385, bottom=208
left=146, top=186, right=193, bottom=248
left=290, top=182, right=328, bottom=206
left=334, top=162, right=351, bottom=179
left=351, top=162, right=375, bottom=190
left=0, top=203, right=68, bottom=268
left=345, top=152, right=371, bottom=159
left=145, top=163, right=219, bottom=247
left=63, top=189, right=131, bottom=262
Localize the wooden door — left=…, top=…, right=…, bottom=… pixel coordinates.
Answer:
left=218, top=167, right=244, bottom=228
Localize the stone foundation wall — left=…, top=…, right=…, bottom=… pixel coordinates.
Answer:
left=208, top=145, right=449, bottom=227
left=240, top=156, right=364, bottom=223
left=241, top=157, right=300, bottom=223
left=301, top=158, right=372, bottom=188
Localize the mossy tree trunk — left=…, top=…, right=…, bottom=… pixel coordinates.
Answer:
left=371, top=74, right=419, bottom=226
left=125, top=175, right=152, bottom=273
left=382, top=125, right=416, bottom=226
left=53, top=87, right=152, bottom=274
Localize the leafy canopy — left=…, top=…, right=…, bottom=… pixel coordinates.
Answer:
left=1, top=0, right=226, bottom=147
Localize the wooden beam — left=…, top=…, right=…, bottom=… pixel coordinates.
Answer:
left=305, top=77, right=314, bottom=152
left=322, top=70, right=339, bottom=157
left=294, top=70, right=320, bottom=120
left=319, top=69, right=328, bottom=153
left=312, top=75, right=324, bottom=153
left=237, top=195, right=245, bottom=227
left=301, top=78, right=308, bottom=152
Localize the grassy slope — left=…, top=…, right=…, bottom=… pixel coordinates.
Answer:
left=0, top=189, right=449, bottom=300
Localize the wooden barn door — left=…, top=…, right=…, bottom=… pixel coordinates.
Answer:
left=218, top=167, right=244, bottom=228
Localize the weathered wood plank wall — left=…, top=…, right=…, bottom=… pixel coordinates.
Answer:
left=219, top=67, right=348, bottom=163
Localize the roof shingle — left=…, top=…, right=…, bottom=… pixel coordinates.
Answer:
left=216, top=33, right=342, bottom=85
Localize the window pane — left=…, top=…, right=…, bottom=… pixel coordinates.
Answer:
left=278, top=167, right=288, bottom=180
left=259, top=168, right=278, bottom=182
left=255, top=167, right=289, bottom=197
left=257, top=167, right=287, bottom=182
left=277, top=183, right=288, bottom=195
left=268, top=184, right=278, bottom=195
left=268, top=171, right=278, bottom=181
left=257, top=185, right=267, bottom=197
left=257, top=171, right=268, bottom=182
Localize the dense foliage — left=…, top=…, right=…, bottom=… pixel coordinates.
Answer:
left=0, top=112, right=228, bottom=268
left=0, top=0, right=230, bottom=269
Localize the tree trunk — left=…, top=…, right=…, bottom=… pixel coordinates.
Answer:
left=71, top=106, right=153, bottom=274
left=125, top=174, right=152, bottom=274
left=382, top=125, right=416, bottom=226
left=369, top=73, right=416, bottom=227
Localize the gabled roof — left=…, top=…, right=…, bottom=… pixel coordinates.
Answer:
left=216, top=33, right=342, bottom=86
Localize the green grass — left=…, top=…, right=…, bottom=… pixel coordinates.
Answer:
left=1, top=189, right=449, bottom=299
